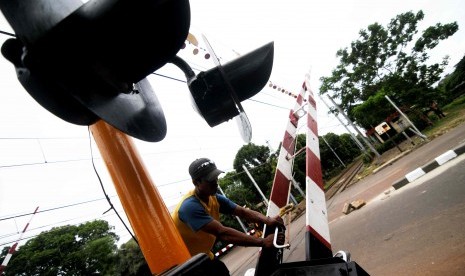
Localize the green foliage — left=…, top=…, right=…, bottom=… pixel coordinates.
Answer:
left=351, top=91, right=391, bottom=129
left=219, top=174, right=257, bottom=208
left=319, top=133, right=362, bottom=179
left=5, top=220, right=118, bottom=276
left=320, top=10, right=458, bottom=128
left=233, top=143, right=275, bottom=202
left=292, top=133, right=362, bottom=181
left=440, top=54, right=465, bottom=99
left=116, top=239, right=150, bottom=276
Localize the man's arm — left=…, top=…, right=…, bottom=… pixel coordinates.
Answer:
left=200, top=219, right=276, bottom=248
left=232, top=205, right=284, bottom=228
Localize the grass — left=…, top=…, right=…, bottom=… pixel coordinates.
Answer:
left=422, top=95, right=465, bottom=138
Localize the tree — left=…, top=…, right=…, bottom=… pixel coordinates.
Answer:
left=233, top=143, right=275, bottom=201
left=440, top=54, right=465, bottom=99
left=219, top=171, right=258, bottom=208
left=351, top=90, right=393, bottom=129
left=320, top=10, right=458, bottom=128
left=116, top=239, right=150, bottom=276
left=5, top=220, right=118, bottom=276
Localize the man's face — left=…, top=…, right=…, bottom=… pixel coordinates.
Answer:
left=198, top=177, right=218, bottom=196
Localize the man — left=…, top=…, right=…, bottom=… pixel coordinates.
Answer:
left=172, top=158, right=284, bottom=275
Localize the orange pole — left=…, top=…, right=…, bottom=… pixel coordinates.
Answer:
left=90, top=120, right=190, bottom=274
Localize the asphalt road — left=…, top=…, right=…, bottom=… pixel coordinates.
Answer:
left=221, top=123, right=465, bottom=275
left=326, top=123, right=465, bottom=223
left=330, top=153, right=465, bottom=275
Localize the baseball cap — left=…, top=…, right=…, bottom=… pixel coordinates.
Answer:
left=189, top=158, right=224, bottom=181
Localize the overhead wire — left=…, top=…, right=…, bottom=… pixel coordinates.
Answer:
left=0, top=208, right=131, bottom=247
left=0, top=206, right=126, bottom=241
left=0, top=197, right=113, bottom=222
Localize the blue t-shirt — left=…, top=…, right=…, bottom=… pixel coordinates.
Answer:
left=178, top=193, right=236, bottom=231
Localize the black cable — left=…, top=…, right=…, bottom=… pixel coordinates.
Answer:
left=0, top=29, right=15, bottom=37
left=87, top=127, right=138, bottom=244
left=152, top=72, right=187, bottom=83
left=169, top=56, right=196, bottom=80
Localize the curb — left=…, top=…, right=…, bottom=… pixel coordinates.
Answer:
left=392, top=142, right=465, bottom=190
left=373, top=149, right=412, bottom=174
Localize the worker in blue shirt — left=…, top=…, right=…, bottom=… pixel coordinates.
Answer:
left=172, top=158, right=284, bottom=275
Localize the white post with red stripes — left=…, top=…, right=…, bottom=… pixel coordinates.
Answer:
left=253, top=79, right=309, bottom=276
left=304, top=74, right=332, bottom=259
left=265, top=82, right=308, bottom=219
left=0, top=206, right=39, bottom=274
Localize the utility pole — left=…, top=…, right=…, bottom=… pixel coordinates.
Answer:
left=318, top=95, right=367, bottom=152
left=384, top=95, right=428, bottom=140
left=242, top=165, right=269, bottom=207
left=326, top=95, right=381, bottom=159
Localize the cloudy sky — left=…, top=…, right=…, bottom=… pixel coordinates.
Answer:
left=1, top=0, right=464, bottom=247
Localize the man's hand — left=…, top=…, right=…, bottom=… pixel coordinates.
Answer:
left=265, top=215, right=285, bottom=228
left=261, top=232, right=285, bottom=248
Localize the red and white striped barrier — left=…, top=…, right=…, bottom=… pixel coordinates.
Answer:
left=0, top=206, right=39, bottom=274
left=213, top=229, right=256, bottom=257
left=266, top=82, right=307, bottom=218
left=214, top=243, right=234, bottom=258
left=303, top=74, right=332, bottom=259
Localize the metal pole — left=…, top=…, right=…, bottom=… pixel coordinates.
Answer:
left=321, top=135, right=346, bottom=167
left=384, top=95, right=428, bottom=140
left=349, top=134, right=366, bottom=151
left=217, top=186, right=248, bottom=233
left=90, top=121, right=190, bottom=274
left=242, top=165, right=268, bottom=207
left=289, top=192, right=298, bottom=205
left=291, top=178, right=305, bottom=198
left=326, top=95, right=381, bottom=159
left=318, top=95, right=366, bottom=152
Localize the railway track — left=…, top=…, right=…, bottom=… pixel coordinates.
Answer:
left=325, top=158, right=365, bottom=200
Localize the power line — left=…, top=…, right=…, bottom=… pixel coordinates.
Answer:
left=248, top=99, right=289, bottom=110
left=0, top=210, right=130, bottom=247
left=0, top=157, right=94, bottom=169
left=0, top=196, right=115, bottom=222
left=0, top=137, right=88, bottom=140
left=152, top=72, right=186, bottom=83
left=0, top=207, right=125, bottom=241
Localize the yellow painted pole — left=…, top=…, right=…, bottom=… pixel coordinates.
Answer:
left=90, top=120, right=190, bottom=274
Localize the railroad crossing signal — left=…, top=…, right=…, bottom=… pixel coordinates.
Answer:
left=0, top=0, right=273, bottom=142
